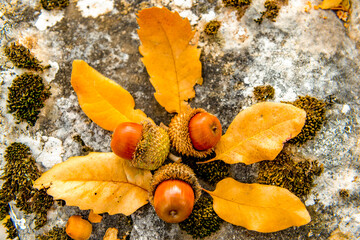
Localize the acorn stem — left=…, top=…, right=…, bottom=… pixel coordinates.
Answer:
left=168, top=153, right=182, bottom=163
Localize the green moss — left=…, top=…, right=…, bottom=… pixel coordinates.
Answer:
left=284, top=95, right=326, bottom=145
left=0, top=143, right=54, bottom=231
left=40, top=0, right=69, bottom=10
left=179, top=196, right=222, bottom=239
left=4, top=43, right=49, bottom=71
left=36, top=227, right=71, bottom=240
left=257, top=150, right=323, bottom=197
left=7, top=72, right=51, bottom=126
left=222, top=0, right=251, bottom=8
left=254, top=0, right=280, bottom=24
left=182, top=154, right=230, bottom=186
left=253, top=85, right=275, bottom=101
left=204, top=21, right=221, bottom=36
left=4, top=218, right=18, bottom=240
left=339, top=189, right=349, bottom=199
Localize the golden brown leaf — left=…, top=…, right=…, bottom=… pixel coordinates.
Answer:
left=318, top=0, right=342, bottom=9
left=204, top=178, right=311, bottom=233
left=71, top=60, right=150, bottom=131
left=88, top=209, right=103, bottom=223
left=34, top=152, right=152, bottom=216
left=137, top=7, right=203, bottom=113
left=213, top=102, right=306, bottom=164
left=103, top=228, right=120, bottom=240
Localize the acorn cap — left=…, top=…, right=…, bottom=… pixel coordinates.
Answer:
left=168, top=108, right=214, bottom=158
left=131, top=121, right=170, bottom=170
left=149, top=163, right=202, bottom=205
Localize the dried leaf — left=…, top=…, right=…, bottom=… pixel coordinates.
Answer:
left=318, top=0, right=342, bottom=9
left=137, top=7, right=203, bottom=113
left=88, top=209, right=103, bottom=223
left=34, top=152, right=152, bottom=216
left=204, top=178, right=311, bottom=233
left=71, top=60, right=150, bottom=131
left=103, top=228, right=120, bottom=240
left=213, top=102, right=306, bottom=164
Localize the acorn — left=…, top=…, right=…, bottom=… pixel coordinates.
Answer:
left=111, top=121, right=170, bottom=170
left=168, top=108, right=222, bottom=158
left=149, top=163, right=202, bottom=223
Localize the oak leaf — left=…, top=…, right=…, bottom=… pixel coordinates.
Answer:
left=213, top=102, right=306, bottom=164
left=204, top=178, right=311, bottom=233
left=137, top=7, right=203, bottom=113
left=71, top=60, right=150, bottom=131
left=34, top=152, right=152, bottom=216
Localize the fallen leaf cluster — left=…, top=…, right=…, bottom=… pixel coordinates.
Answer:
left=33, top=7, right=323, bottom=238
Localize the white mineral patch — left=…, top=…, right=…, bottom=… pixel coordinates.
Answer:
left=201, top=9, right=216, bottom=22
left=341, top=104, right=350, bottom=114
left=178, top=10, right=199, bottom=25
left=42, top=61, right=59, bottom=83
left=37, top=137, right=64, bottom=169
left=220, top=11, right=249, bottom=50
left=173, top=0, right=193, bottom=8
left=77, top=0, right=114, bottom=18
left=35, top=9, right=65, bottom=31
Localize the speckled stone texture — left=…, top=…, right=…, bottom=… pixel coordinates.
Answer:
left=0, top=0, right=359, bottom=239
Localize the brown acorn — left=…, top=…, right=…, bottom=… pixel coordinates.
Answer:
left=111, top=121, right=170, bottom=170
left=149, top=163, right=201, bottom=223
left=168, top=108, right=222, bottom=158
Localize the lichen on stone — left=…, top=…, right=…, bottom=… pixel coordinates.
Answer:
left=253, top=85, right=275, bottom=101
left=254, top=0, right=280, bottom=24
left=0, top=142, right=54, bottom=233
left=73, top=135, right=94, bottom=154
left=204, top=21, right=221, bottom=36
left=339, top=189, right=349, bottom=199
left=283, top=95, right=327, bottom=145
left=257, top=150, right=323, bottom=197
left=40, top=0, right=69, bottom=11
left=36, top=226, right=71, bottom=240
left=4, top=43, right=49, bottom=71
left=3, top=218, right=18, bottom=240
left=7, top=72, right=51, bottom=126
left=222, top=0, right=251, bottom=8
left=179, top=196, right=222, bottom=239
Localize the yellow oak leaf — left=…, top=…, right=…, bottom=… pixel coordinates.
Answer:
left=137, top=7, right=203, bottom=114
left=204, top=178, right=311, bottom=233
left=318, top=0, right=342, bottom=9
left=212, top=102, right=306, bottom=164
left=71, top=60, right=151, bottom=131
left=34, top=152, right=152, bottom=216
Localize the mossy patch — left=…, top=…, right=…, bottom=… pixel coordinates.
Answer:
left=179, top=196, right=222, bottom=239
left=339, top=189, right=349, bottom=199
left=7, top=72, right=51, bottom=126
left=3, top=218, right=18, bottom=240
left=283, top=95, right=326, bottom=145
left=182, top=153, right=230, bottom=186
left=253, top=85, right=275, bottom=101
left=257, top=150, right=323, bottom=198
left=0, top=142, right=54, bottom=237
left=36, top=227, right=71, bottom=240
left=4, top=43, right=49, bottom=71
left=222, top=0, right=251, bottom=8
left=40, top=0, right=69, bottom=11
left=204, top=21, right=221, bottom=36
left=254, top=0, right=280, bottom=24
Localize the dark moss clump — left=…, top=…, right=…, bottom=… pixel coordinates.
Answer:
left=40, top=0, right=69, bottom=10
left=204, top=21, right=221, bottom=36
left=0, top=143, right=54, bottom=232
left=4, top=218, right=18, bottom=240
left=182, top=153, right=230, bottom=186
left=339, top=189, right=349, bottom=199
left=253, top=85, right=275, bottom=101
left=179, top=196, right=222, bottom=239
left=284, top=95, right=326, bottom=145
left=7, top=72, right=51, bottom=126
left=223, top=0, right=251, bottom=8
left=36, top=227, right=71, bottom=240
left=257, top=150, right=323, bottom=198
left=254, top=0, right=280, bottom=24
left=4, top=43, right=49, bottom=71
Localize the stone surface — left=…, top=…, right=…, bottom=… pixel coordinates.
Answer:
left=1, top=0, right=359, bottom=239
